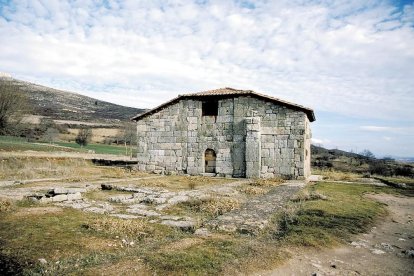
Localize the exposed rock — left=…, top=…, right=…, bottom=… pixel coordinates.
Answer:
left=371, top=249, right=386, bottom=255
left=51, top=188, right=86, bottom=195
left=168, top=195, right=190, bottom=204
left=52, top=194, right=68, bottom=202
left=108, top=195, right=134, bottom=203
left=155, top=204, right=172, bottom=211
left=161, top=220, right=196, bottom=231
left=194, top=228, right=211, bottom=236
left=59, top=201, right=91, bottom=209
left=160, top=215, right=183, bottom=221
left=307, top=175, right=323, bottom=182
left=401, top=249, right=414, bottom=258
left=84, top=203, right=114, bottom=214
left=110, top=214, right=141, bottom=219
left=376, top=243, right=394, bottom=252
left=39, top=197, right=52, bottom=203
left=128, top=204, right=148, bottom=210
left=26, top=193, right=44, bottom=201
left=67, top=192, right=82, bottom=201
left=127, top=208, right=160, bottom=217
left=84, top=207, right=109, bottom=214
left=351, top=241, right=368, bottom=249
left=141, top=194, right=167, bottom=204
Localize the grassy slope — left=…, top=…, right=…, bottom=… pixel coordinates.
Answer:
left=0, top=180, right=401, bottom=275
left=0, top=135, right=134, bottom=156
left=275, top=182, right=389, bottom=247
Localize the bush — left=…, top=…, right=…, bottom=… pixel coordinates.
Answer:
left=75, top=127, right=92, bottom=147
left=394, top=165, right=413, bottom=177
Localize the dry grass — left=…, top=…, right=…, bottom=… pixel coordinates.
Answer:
left=13, top=207, right=63, bottom=217
left=201, top=197, right=240, bottom=216
left=179, top=196, right=241, bottom=217
left=65, top=128, right=120, bottom=143
left=312, top=169, right=362, bottom=181
left=0, top=198, right=13, bottom=212
left=162, top=238, right=205, bottom=252
left=249, top=177, right=284, bottom=187
left=290, top=190, right=328, bottom=202
left=240, top=186, right=267, bottom=195
left=0, top=156, right=143, bottom=181
left=82, top=258, right=150, bottom=276
left=0, top=180, right=394, bottom=275
left=83, top=190, right=133, bottom=202
left=84, top=217, right=152, bottom=239
left=138, top=175, right=233, bottom=191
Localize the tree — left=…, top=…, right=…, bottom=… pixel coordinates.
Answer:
left=43, top=127, right=59, bottom=144
left=360, top=149, right=375, bottom=159
left=75, top=127, right=92, bottom=147
left=119, top=123, right=137, bottom=158
left=0, top=81, right=27, bottom=135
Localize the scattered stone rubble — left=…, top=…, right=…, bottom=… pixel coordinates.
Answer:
left=4, top=177, right=308, bottom=233
left=27, top=188, right=86, bottom=203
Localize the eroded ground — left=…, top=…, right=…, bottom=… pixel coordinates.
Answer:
left=261, top=193, right=414, bottom=276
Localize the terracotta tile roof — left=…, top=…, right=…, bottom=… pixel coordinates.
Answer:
left=183, top=87, right=252, bottom=96
left=132, top=87, right=315, bottom=122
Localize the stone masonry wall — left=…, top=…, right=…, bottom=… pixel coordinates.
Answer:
left=136, top=96, right=310, bottom=179
left=304, top=117, right=312, bottom=178
left=237, top=97, right=308, bottom=179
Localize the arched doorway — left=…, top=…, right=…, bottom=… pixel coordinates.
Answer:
left=204, top=149, right=216, bottom=173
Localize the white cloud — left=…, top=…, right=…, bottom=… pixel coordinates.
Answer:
left=359, top=126, right=414, bottom=133
left=360, top=126, right=395, bottom=132
left=0, top=0, right=413, bottom=118
left=311, top=138, right=332, bottom=146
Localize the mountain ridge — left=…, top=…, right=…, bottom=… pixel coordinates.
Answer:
left=0, top=77, right=146, bottom=123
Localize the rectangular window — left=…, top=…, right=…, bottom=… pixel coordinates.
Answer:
left=202, top=100, right=218, bottom=116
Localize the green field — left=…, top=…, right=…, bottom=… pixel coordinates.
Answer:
left=0, top=135, right=136, bottom=156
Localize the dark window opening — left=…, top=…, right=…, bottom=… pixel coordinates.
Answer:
left=202, top=100, right=218, bottom=117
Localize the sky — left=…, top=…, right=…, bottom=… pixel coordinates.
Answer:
left=0, top=0, right=413, bottom=158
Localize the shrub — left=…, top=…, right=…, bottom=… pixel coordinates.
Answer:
left=0, top=199, right=13, bottom=212
left=75, top=127, right=92, bottom=147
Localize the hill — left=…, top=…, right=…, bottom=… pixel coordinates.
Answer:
left=311, top=144, right=414, bottom=177
left=0, top=76, right=145, bottom=123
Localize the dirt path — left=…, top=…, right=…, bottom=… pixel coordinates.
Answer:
left=259, top=193, right=414, bottom=276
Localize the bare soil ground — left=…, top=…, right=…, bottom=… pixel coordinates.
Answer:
left=260, top=193, right=414, bottom=276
